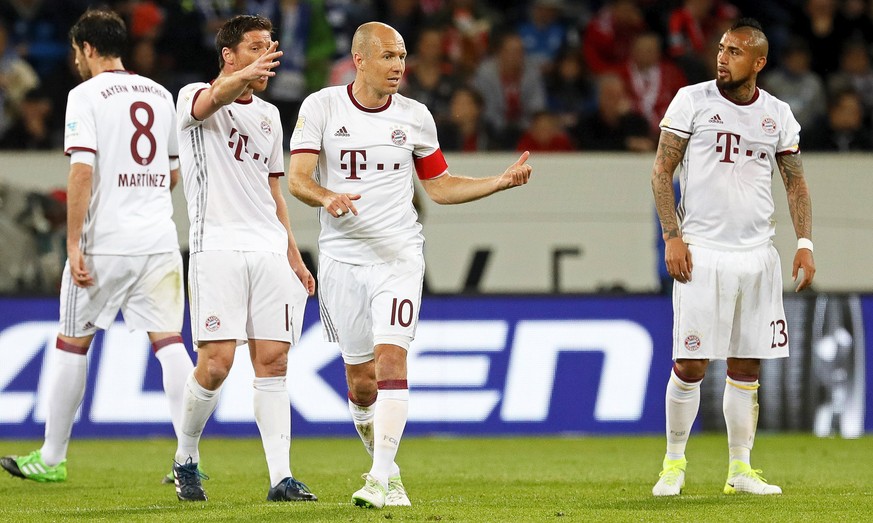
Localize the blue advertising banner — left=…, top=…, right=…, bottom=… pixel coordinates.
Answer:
left=0, top=295, right=867, bottom=438
left=862, top=296, right=873, bottom=432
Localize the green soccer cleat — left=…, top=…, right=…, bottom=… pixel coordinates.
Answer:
left=724, top=460, right=782, bottom=495
left=652, top=456, right=686, bottom=496
left=1, top=450, right=67, bottom=483
left=351, top=473, right=386, bottom=509
left=385, top=474, right=411, bottom=506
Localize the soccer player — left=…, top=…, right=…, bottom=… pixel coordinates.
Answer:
left=0, top=9, right=195, bottom=483
left=287, top=22, right=533, bottom=509
left=650, top=18, right=815, bottom=496
left=171, top=14, right=316, bottom=503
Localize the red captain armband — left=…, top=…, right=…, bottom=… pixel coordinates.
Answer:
left=414, top=150, right=448, bottom=180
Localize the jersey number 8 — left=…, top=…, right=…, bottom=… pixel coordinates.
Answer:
left=130, top=101, right=156, bottom=166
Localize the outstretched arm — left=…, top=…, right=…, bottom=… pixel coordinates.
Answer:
left=777, top=152, right=815, bottom=291
left=651, top=130, right=691, bottom=283
left=192, top=41, right=282, bottom=121
left=420, top=151, right=532, bottom=205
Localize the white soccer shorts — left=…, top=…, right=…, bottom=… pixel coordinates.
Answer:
left=672, top=243, right=789, bottom=360
left=188, top=250, right=308, bottom=346
left=318, top=252, right=425, bottom=365
left=59, top=251, right=184, bottom=337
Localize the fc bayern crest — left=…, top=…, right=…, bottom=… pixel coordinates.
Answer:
left=205, top=315, right=221, bottom=332
left=261, top=120, right=272, bottom=135
left=761, top=116, right=777, bottom=135
left=391, top=129, right=407, bottom=145
left=684, top=334, right=701, bottom=351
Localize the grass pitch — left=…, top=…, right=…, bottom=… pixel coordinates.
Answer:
left=0, top=434, right=870, bottom=522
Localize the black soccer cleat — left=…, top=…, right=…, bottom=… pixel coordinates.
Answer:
left=266, top=476, right=318, bottom=502
left=0, top=456, right=25, bottom=479
left=173, top=458, right=208, bottom=501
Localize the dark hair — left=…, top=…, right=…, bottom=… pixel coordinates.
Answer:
left=730, top=17, right=764, bottom=33
left=69, top=9, right=128, bottom=58
left=215, top=15, right=273, bottom=70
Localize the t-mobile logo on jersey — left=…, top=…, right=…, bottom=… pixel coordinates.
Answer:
left=715, top=132, right=741, bottom=163
left=340, top=149, right=401, bottom=180
left=227, top=128, right=269, bottom=165
left=716, top=132, right=768, bottom=164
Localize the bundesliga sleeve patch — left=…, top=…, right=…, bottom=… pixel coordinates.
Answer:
left=291, top=116, right=305, bottom=142
left=65, top=121, right=80, bottom=139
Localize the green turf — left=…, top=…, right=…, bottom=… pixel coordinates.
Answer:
left=0, top=434, right=870, bottom=522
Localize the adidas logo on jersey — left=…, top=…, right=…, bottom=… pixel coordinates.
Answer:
left=708, top=114, right=723, bottom=124
left=334, top=126, right=350, bottom=137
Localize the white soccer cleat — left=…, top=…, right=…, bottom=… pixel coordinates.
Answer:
left=351, top=473, right=386, bottom=509
left=723, top=460, right=782, bottom=495
left=385, top=474, right=411, bottom=507
left=652, top=456, right=686, bottom=496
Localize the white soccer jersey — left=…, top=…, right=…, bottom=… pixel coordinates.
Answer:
left=177, top=82, right=287, bottom=254
left=660, top=80, right=801, bottom=250
left=63, top=70, right=179, bottom=255
left=290, top=84, right=448, bottom=265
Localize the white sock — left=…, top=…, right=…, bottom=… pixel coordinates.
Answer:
left=369, top=384, right=408, bottom=488
left=349, top=397, right=401, bottom=477
left=41, top=346, right=88, bottom=466
left=665, top=368, right=702, bottom=461
left=724, top=375, right=759, bottom=465
left=254, top=376, right=293, bottom=487
left=175, top=372, right=220, bottom=464
left=348, top=396, right=376, bottom=457
left=153, top=339, right=194, bottom=438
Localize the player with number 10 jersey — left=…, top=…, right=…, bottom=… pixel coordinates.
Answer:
left=290, top=83, right=444, bottom=265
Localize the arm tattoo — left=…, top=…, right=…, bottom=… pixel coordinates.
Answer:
left=777, top=152, right=813, bottom=239
left=651, top=131, right=688, bottom=240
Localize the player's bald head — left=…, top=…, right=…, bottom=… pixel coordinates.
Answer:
left=727, top=18, right=768, bottom=59
left=351, top=22, right=403, bottom=58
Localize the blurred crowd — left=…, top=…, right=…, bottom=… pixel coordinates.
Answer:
left=1, top=0, right=872, bottom=294
left=0, top=0, right=872, bottom=154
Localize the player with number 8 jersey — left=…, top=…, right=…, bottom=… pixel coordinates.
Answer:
left=64, top=53, right=178, bottom=256
left=0, top=8, right=196, bottom=488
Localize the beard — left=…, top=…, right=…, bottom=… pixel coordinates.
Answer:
left=716, top=73, right=751, bottom=91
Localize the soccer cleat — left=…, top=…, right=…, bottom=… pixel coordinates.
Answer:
left=1, top=450, right=67, bottom=483
left=652, top=456, right=686, bottom=496
left=173, top=458, right=208, bottom=501
left=385, top=474, right=411, bottom=506
left=266, top=476, right=318, bottom=501
left=351, top=473, right=386, bottom=509
left=723, top=460, right=782, bottom=495
left=163, top=462, right=206, bottom=484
